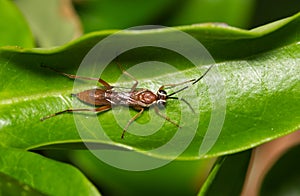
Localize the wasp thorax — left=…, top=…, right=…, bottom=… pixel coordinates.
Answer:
left=139, top=90, right=157, bottom=104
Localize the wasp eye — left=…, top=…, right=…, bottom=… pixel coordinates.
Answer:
left=157, top=90, right=167, bottom=96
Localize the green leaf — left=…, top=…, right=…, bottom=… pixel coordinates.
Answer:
left=0, top=148, right=101, bottom=196
left=260, top=144, right=300, bottom=196
left=198, top=150, right=251, bottom=195
left=14, top=0, right=82, bottom=47
left=0, top=0, right=34, bottom=47
left=0, top=12, right=299, bottom=159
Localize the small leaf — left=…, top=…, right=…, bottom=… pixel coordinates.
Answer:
left=0, top=148, right=101, bottom=196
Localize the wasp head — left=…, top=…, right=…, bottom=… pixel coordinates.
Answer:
left=156, top=89, right=167, bottom=108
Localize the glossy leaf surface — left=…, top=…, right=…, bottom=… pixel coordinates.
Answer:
left=0, top=13, right=299, bottom=160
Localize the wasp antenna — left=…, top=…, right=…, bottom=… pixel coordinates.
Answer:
left=167, top=64, right=214, bottom=97
left=167, top=86, right=188, bottom=97
left=167, top=97, right=195, bottom=113
left=192, top=64, right=214, bottom=85
left=180, top=98, right=195, bottom=113
left=167, top=97, right=178, bottom=99
left=40, top=64, right=62, bottom=74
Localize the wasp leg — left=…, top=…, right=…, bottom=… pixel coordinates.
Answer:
left=40, top=105, right=112, bottom=121
left=159, top=65, right=214, bottom=90
left=159, top=79, right=195, bottom=91
left=41, top=65, right=113, bottom=89
left=121, top=108, right=144, bottom=139
left=116, top=62, right=139, bottom=92
left=154, top=106, right=181, bottom=128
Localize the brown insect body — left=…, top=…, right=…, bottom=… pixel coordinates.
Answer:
left=76, top=88, right=160, bottom=109
left=41, top=64, right=213, bottom=138
left=76, top=89, right=110, bottom=106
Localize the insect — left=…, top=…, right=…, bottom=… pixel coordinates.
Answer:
left=40, top=63, right=213, bottom=138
